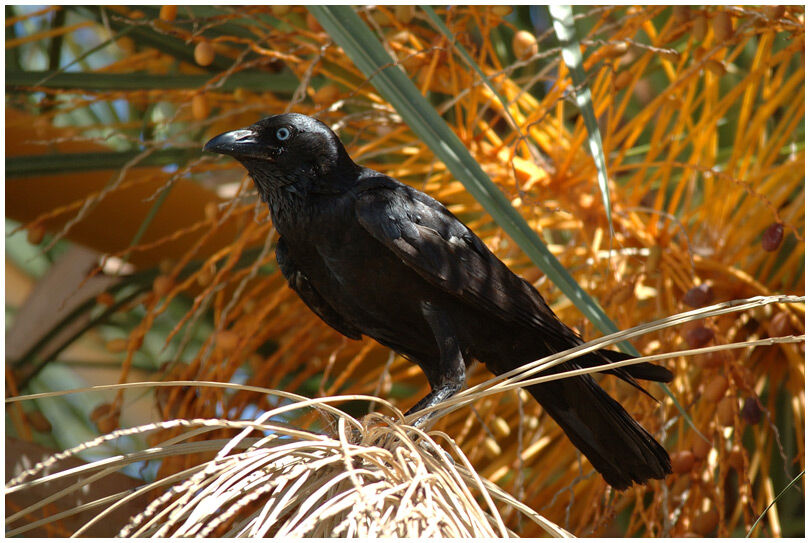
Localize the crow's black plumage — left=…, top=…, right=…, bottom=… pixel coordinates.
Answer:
left=204, top=113, right=673, bottom=489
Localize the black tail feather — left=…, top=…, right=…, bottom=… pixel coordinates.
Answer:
left=526, top=363, right=671, bottom=489
left=596, top=348, right=674, bottom=382
left=572, top=348, right=672, bottom=401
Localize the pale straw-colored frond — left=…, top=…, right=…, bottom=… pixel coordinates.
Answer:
left=5, top=390, right=568, bottom=538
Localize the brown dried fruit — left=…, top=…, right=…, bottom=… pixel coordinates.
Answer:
left=697, top=350, right=724, bottom=369
left=683, top=283, right=714, bottom=307
left=705, top=59, right=726, bottom=76
left=96, top=292, right=115, bottom=307
left=692, top=508, right=719, bottom=536
left=512, top=30, right=538, bottom=61
left=766, top=5, right=786, bottom=20
left=684, top=326, right=714, bottom=348
left=159, top=5, right=177, bottom=22
left=767, top=311, right=793, bottom=337
left=90, top=403, right=111, bottom=422
left=233, top=87, right=248, bottom=102
left=91, top=403, right=121, bottom=434
left=604, top=41, right=629, bottom=58
left=717, top=396, right=738, bottom=426
left=96, top=416, right=118, bottom=434
left=483, top=437, right=502, bottom=459
left=196, top=263, right=215, bottom=287
left=313, top=84, right=340, bottom=105
left=661, top=49, right=680, bottom=64
left=217, top=330, right=240, bottom=351
left=691, top=435, right=713, bottom=459
left=712, top=11, right=734, bottom=42
left=761, top=222, right=784, bottom=251
left=741, top=397, right=763, bottom=425
left=26, top=411, right=52, bottom=433
left=370, top=10, right=390, bottom=26
left=192, top=94, right=209, bottom=120
left=671, top=450, right=696, bottom=473
left=26, top=223, right=46, bottom=245
left=153, top=275, right=173, bottom=298
left=154, top=16, right=174, bottom=32
left=106, top=338, right=128, bottom=353
left=692, top=14, right=708, bottom=42
left=389, top=30, right=411, bottom=45
left=614, top=69, right=634, bottom=90
left=204, top=201, right=219, bottom=221
left=491, top=417, right=511, bottom=439
left=306, top=12, right=323, bottom=32
left=194, top=41, right=215, bottom=67
left=672, top=6, right=691, bottom=25
left=117, top=36, right=136, bottom=54
left=393, top=5, right=415, bottom=23
left=579, top=192, right=595, bottom=210
left=704, top=375, right=728, bottom=402
left=672, top=473, right=691, bottom=495
left=159, top=258, right=175, bottom=274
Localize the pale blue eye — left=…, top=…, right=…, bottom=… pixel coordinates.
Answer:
left=276, top=127, right=291, bottom=141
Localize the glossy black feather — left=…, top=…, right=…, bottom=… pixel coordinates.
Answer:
left=204, top=113, right=673, bottom=489
left=276, top=237, right=362, bottom=340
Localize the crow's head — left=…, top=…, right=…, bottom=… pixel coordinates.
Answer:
left=204, top=113, right=358, bottom=197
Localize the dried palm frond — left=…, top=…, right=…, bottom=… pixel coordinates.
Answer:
left=6, top=390, right=566, bottom=538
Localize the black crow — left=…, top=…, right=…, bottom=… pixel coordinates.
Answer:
left=204, top=113, right=672, bottom=489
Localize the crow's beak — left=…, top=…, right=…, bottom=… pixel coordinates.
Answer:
left=204, top=128, right=267, bottom=160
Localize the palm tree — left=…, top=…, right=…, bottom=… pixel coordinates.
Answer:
left=6, top=5, right=804, bottom=537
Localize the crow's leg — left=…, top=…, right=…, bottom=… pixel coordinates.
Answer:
left=405, top=302, right=467, bottom=427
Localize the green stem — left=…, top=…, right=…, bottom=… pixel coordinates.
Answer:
left=7, top=70, right=301, bottom=92
left=7, top=148, right=201, bottom=178
left=746, top=470, right=804, bottom=537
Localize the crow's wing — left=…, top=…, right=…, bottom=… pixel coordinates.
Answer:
left=355, top=177, right=672, bottom=391
left=276, top=237, right=362, bottom=340
left=354, top=178, right=570, bottom=339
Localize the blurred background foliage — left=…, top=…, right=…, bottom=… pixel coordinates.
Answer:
left=5, top=4, right=805, bottom=537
